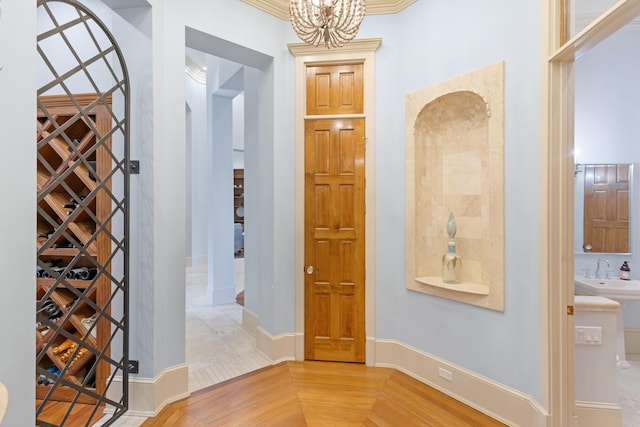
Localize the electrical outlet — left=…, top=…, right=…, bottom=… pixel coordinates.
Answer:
left=438, top=367, right=453, bottom=381
left=128, top=360, right=139, bottom=374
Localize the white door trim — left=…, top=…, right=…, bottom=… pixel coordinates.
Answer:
left=543, top=1, right=640, bottom=425
left=288, top=38, right=382, bottom=365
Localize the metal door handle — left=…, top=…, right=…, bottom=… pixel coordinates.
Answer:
left=306, top=266, right=314, bottom=275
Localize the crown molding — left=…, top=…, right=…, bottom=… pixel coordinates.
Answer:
left=241, top=0, right=416, bottom=20
left=185, top=56, right=206, bottom=84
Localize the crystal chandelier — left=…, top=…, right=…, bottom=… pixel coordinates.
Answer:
left=290, top=0, right=366, bottom=49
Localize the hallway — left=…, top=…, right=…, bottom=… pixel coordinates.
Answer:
left=184, top=259, right=271, bottom=393
left=95, top=259, right=271, bottom=426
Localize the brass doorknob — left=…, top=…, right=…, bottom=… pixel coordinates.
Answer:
left=306, top=266, right=314, bottom=275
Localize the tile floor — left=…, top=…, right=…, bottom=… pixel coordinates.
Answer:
left=97, top=262, right=640, bottom=426
left=620, top=354, right=640, bottom=426
left=184, top=259, right=271, bottom=393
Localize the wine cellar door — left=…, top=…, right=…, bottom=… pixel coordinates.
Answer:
left=36, top=1, right=130, bottom=425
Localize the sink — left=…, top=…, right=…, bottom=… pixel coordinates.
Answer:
left=575, top=276, right=640, bottom=368
left=575, top=277, right=640, bottom=301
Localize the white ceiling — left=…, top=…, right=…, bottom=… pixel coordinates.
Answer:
left=241, top=0, right=416, bottom=20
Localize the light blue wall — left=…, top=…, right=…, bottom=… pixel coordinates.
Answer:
left=574, top=28, right=640, bottom=327
left=208, top=86, right=236, bottom=305
left=157, top=0, right=292, bottom=351
left=113, top=5, right=156, bottom=379
left=3, top=0, right=549, bottom=418
left=185, top=75, right=208, bottom=262
left=0, top=2, right=36, bottom=425
left=358, top=1, right=542, bottom=397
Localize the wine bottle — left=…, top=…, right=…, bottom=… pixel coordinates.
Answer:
left=52, top=241, right=74, bottom=249
left=71, top=267, right=97, bottom=280
left=38, top=229, right=56, bottom=239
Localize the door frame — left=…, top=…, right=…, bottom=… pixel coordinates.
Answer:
left=288, top=38, right=381, bottom=365
left=543, top=0, right=640, bottom=425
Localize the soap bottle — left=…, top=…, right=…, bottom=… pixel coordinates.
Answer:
left=620, top=261, right=631, bottom=280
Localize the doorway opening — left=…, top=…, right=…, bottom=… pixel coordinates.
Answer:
left=571, top=12, right=640, bottom=424
left=545, top=0, right=640, bottom=425
left=183, top=30, right=274, bottom=392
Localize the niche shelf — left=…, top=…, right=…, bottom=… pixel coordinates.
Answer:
left=405, top=62, right=505, bottom=311
left=414, top=277, right=489, bottom=296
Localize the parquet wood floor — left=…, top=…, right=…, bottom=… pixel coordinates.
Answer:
left=142, top=361, right=506, bottom=426
left=36, top=399, right=104, bottom=426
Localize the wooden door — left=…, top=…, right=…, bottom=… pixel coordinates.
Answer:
left=304, top=118, right=365, bottom=363
left=583, top=164, right=630, bottom=253
left=306, top=63, right=363, bottom=115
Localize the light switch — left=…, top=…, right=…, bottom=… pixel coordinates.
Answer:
left=575, top=326, right=602, bottom=345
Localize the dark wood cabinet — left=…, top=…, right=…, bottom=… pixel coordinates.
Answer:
left=234, top=169, right=244, bottom=224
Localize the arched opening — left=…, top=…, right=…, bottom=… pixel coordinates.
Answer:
left=35, top=0, right=130, bottom=424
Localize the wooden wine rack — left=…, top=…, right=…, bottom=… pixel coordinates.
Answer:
left=36, top=94, right=112, bottom=404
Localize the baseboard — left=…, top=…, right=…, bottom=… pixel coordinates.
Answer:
left=295, top=332, right=304, bottom=361
left=240, top=316, right=551, bottom=426
left=575, top=401, right=622, bottom=427
left=107, top=364, right=189, bottom=418
left=374, top=339, right=549, bottom=427
left=242, top=307, right=259, bottom=336
left=241, top=308, right=295, bottom=363
left=366, top=336, right=376, bottom=367
left=255, top=327, right=296, bottom=363
left=625, top=328, right=640, bottom=353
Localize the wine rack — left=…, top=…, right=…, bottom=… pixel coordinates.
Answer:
left=36, top=94, right=112, bottom=404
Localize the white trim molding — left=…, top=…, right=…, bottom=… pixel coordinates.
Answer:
left=574, top=402, right=622, bottom=427
left=255, top=328, right=297, bottom=364
left=289, top=37, right=381, bottom=367
left=107, top=364, right=189, bottom=417
left=288, top=37, right=382, bottom=57
left=624, top=328, right=640, bottom=354
left=185, top=56, right=206, bottom=85
left=241, top=0, right=416, bottom=20
left=243, top=326, right=554, bottom=426
left=374, top=340, right=550, bottom=427
left=574, top=12, right=640, bottom=34
left=243, top=307, right=296, bottom=363
left=544, top=1, right=640, bottom=425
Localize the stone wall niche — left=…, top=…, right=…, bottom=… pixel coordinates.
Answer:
left=405, top=62, right=504, bottom=311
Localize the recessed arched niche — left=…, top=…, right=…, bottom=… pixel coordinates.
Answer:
left=405, top=62, right=504, bottom=311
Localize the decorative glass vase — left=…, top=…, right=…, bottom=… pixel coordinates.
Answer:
left=443, top=248, right=462, bottom=284
left=442, top=213, right=462, bottom=284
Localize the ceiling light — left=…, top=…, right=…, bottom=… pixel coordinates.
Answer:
left=290, top=0, right=366, bottom=49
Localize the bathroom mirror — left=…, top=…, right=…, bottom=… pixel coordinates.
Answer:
left=575, top=163, right=633, bottom=254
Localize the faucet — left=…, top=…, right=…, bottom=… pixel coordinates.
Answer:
left=595, top=258, right=610, bottom=279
